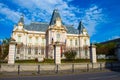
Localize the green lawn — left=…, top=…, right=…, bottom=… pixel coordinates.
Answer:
left=0, top=59, right=118, bottom=64
left=15, top=59, right=118, bottom=63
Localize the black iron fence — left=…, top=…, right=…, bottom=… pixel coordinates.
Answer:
left=0, top=62, right=120, bottom=76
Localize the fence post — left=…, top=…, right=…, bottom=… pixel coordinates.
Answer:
left=38, top=65, right=40, bottom=74
left=0, top=64, right=1, bottom=72
left=18, top=65, right=20, bottom=75
left=72, top=64, right=74, bottom=73
left=92, top=63, right=94, bottom=69
left=55, top=65, right=59, bottom=73
left=111, top=62, right=113, bottom=70
left=100, top=63, right=102, bottom=70
left=87, top=64, right=89, bottom=72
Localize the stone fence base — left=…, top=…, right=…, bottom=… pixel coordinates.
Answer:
left=0, top=62, right=120, bottom=75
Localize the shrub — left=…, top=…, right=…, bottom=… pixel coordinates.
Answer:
left=35, top=58, right=38, bottom=62
left=64, top=50, right=77, bottom=60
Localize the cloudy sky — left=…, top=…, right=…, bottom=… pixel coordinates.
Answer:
left=0, top=0, right=120, bottom=43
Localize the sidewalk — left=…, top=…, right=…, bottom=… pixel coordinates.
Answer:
left=0, top=69, right=112, bottom=78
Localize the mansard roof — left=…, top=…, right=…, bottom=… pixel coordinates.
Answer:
left=24, top=22, right=78, bottom=34
left=24, top=22, right=49, bottom=32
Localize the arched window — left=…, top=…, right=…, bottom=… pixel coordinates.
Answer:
left=18, top=36, right=21, bottom=42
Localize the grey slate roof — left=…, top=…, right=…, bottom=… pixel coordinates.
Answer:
left=24, top=22, right=78, bottom=34
left=24, top=22, right=49, bottom=32
left=65, top=25, right=78, bottom=34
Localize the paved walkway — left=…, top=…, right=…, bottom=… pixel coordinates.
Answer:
left=0, top=71, right=120, bottom=80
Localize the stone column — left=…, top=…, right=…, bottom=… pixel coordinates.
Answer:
left=8, top=38, right=16, bottom=64
left=89, top=44, right=97, bottom=63
left=54, top=42, right=61, bottom=64
left=115, top=43, right=120, bottom=61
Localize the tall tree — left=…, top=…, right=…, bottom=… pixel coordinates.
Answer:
left=1, top=38, right=10, bottom=60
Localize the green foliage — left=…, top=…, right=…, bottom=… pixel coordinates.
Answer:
left=0, top=38, right=10, bottom=60
left=63, top=50, right=77, bottom=60
left=15, top=59, right=37, bottom=63
left=62, top=59, right=90, bottom=63
left=96, top=42, right=116, bottom=55
left=97, top=59, right=118, bottom=62
left=15, top=59, right=54, bottom=63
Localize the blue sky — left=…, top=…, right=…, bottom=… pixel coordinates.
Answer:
left=0, top=0, right=120, bottom=43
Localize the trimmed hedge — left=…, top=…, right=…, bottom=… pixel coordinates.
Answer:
left=0, top=59, right=118, bottom=64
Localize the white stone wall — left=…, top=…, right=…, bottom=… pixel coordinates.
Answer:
left=11, top=23, right=90, bottom=60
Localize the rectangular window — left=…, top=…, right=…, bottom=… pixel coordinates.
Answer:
left=29, top=37, right=32, bottom=43
left=85, top=50, right=87, bottom=56
left=42, top=38, right=44, bottom=46
left=17, top=47, right=20, bottom=54
left=84, top=39, right=87, bottom=45
left=28, top=57, right=31, bottom=59
left=75, top=39, right=77, bottom=45
left=41, top=47, right=44, bottom=55
left=36, top=37, right=38, bottom=44
left=16, top=57, right=19, bottom=60
left=28, top=47, right=31, bottom=55
left=70, top=39, right=72, bottom=46
left=35, top=47, right=38, bottom=55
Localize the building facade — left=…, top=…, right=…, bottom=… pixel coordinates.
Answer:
left=11, top=9, right=90, bottom=60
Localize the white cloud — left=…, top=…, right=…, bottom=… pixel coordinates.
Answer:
left=12, top=0, right=80, bottom=24
left=0, top=3, right=20, bottom=23
left=0, top=1, right=106, bottom=37
left=82, top=5, right=105, bottom=36
left=0, top=3, right=30, bottom=24
left=109, top=36, right=120, bottom=40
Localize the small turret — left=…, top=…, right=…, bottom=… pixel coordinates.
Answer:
left=18, top=14, right=24, bottom=29
left=49, top=9, right=61, bottom=25
left=77, top=21, right=85, bottom=34
left=18, top=14, right=24, bottom=24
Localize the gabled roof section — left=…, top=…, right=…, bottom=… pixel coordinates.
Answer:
left=24, top=22, right=49, bottom=32
left=49, top=9, right=61, bottom=25
left=77, top=21, right=85, bottom=34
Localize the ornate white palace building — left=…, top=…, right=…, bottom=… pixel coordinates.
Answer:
left=11, top=9, right=90, bottom=60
